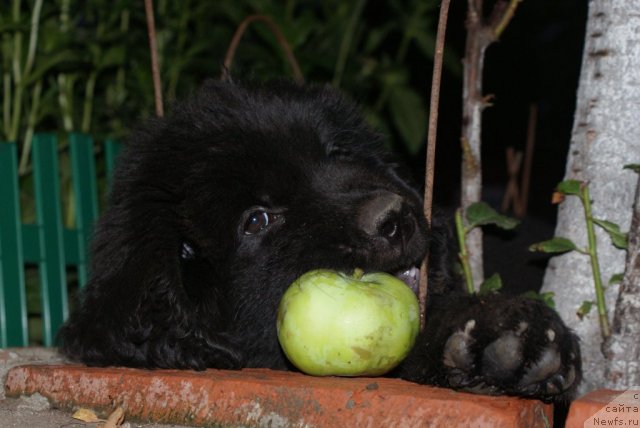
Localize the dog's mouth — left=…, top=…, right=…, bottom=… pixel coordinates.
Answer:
left=394, top=266, right=421, bottom=295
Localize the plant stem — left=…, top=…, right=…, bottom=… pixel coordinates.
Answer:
left=144, top=0, right=165, bottom=117
left=332, top=0, right=367, bottom=88
left=58, top=74, right=74, bottom=132
left=420, top=0, right=452, bottom=331
left=493, top=0, right=522, bottom=38
left=3, top=70, right=11, bottom=139
left=114, top=10, right=129, bottom=107
left=455, top=208, right=475, bottom=294
left=81, top=71, right=97, bottom=133
left=58, top=0, right=73, bottom=132
left=581, top=184, right=611, bottom=338
left=19, top=79, right=42, bottom=173
left=24, top=0, right=44, bottom=77
left=60, top=0, right=71, bottom=32
left=222, top=15, right=303, bottom=83
left=9, top=0, right=23, bottom=141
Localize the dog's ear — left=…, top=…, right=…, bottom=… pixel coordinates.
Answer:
left=58, top=201, right=242, bottom=369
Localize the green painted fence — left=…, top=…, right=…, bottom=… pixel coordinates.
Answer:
left=0, top=133, right=121, bottom=347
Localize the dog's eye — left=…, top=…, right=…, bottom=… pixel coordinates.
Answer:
left=242, top=208, right=284, bottom=236
left=244, top=210, right=271, bottom=235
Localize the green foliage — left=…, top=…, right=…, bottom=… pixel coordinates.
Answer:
left=465, top=201, right=520, bottom=231
left=529, top=237, right=577, bottom=254
left=609, top=273, right=624, bottom=285
left=388, top=85, right=427, bottom=155
left=1, top=0, right=454, bottom=160
left=530, top=179, right=629, bottom=339
left=1, top=0, right=453, bottom=345
left=478, top=273, right=502, bottom=295
left=593, top=218, right=628, bottom=250
left=555, top=179, right=583, bottom=196
left=455, top=202, right=519, bottom=294
left=624, top=164, right=640, bottom=173
left=576, top=300, right=594, bottom=320
left=521, top=290, right=556, bottom=309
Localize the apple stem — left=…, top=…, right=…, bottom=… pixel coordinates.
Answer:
left=353, top=268, right=365, bottom=280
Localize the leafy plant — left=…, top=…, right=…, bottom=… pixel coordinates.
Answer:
left=521, top=290, right=556, bottom=309
left=529, top=178, right=632, bottom=339
left=2, top=0, right=455, bottom=344
left=455, top=201, right=556, bottom=307
left=2, top=0, right=456, bottom=161
left=455, top=201, right=520, bottom=294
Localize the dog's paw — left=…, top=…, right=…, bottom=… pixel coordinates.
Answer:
left=441, top=301, right=581, bottom=401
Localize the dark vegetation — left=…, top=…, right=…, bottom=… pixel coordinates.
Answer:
left=1, top=0, right=588, bottom=341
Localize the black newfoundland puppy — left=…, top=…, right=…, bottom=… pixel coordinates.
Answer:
left=60, top=80, right=580, bottom=402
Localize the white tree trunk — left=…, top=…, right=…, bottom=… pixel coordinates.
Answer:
left=604, top=175, right=640, bottom=388
left=541, top=0, right=640, bottom=395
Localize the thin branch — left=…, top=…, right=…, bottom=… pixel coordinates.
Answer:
left=519, top=103, right=537, bottom=216
left=144, top=0, right=164, bottom=117
left=460, top=8, right=491, bottom=289
left=500, top=147, right=523, bottom=213
left=221, top=15, right=304, bottom=84
left=419, top=0, right=452, bottom=331
left=493, top=0, right=522, bottom=38
left=460, top=0, right=523, bottom=289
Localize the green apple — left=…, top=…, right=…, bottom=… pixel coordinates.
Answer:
left=276, top=268, right=420, bottom=376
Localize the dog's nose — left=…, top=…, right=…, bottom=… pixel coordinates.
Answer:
left=357, top=191, right=416, bottom=246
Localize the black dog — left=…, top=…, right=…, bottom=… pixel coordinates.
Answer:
left=59, top=80, right=580, bottom=402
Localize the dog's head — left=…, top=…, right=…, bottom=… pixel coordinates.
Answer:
left=94, top=80, right=443, bottom=356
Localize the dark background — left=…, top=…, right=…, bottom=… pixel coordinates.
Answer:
left=423, top=0, right=589, bottom=293
left=4, top=0, right=590, bottom=295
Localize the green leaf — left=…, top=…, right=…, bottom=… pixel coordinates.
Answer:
left=478, top=273, right=503, bottom=295
left=465, top=202, right=520, bottom=230
left=363, top=22, right=396, bottom=54
left=521, top=291, right=556, bottom=309
left=23, top=51, right=84, bottom=85
left=0, top=22, right=30, bottom=34
left=609, top=273, right=624, bottom=285
left=96, top=45, right=126, bottom=70
left=388, top=85, right=427, bottom=155
left=529, top=237, right=577, bottom=253
left=577, top=300, right=594, bottom=320
left=593, top=218, right=629, bottom=249
left=624, top=164, right=640, bottom=173
left=556, top=180, right=583, bottom=196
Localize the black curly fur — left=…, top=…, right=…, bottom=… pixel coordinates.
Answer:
left=59, top=80, right=580, bottom=402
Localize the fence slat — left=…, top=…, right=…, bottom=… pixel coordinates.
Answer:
left=104, top=138, right=122, bottom=185
left=32, top=134, right=68, bottom=346
left=69, top=133, right=99, bottom=287
left=21, top=224, right=41, bottom=263
left=0, top=143, right=28, bottom=346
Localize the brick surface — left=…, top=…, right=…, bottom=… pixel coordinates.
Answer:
left=565, top=388, right=640, bottom=428
left=0, top=348, right=66, bottom=400
left=4, top=364, right=553, bottom=427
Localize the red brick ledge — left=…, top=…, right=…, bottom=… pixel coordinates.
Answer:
left=565, top=388, right=637, bottom=428
left=5, top=364, right=553, bottom=427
